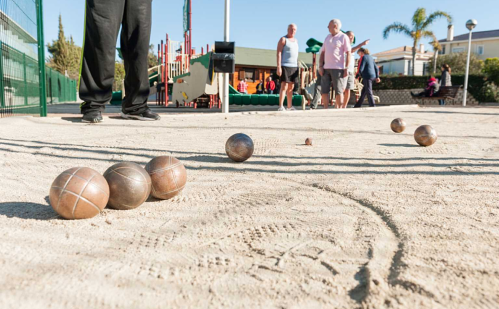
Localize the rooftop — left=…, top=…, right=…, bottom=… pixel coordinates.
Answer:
left=372, top=46, right=433, bottom=57
left=439, top=29, right=499, bottom=42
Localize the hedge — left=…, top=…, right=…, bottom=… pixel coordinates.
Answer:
left=373, top=75, right=497, bottom=103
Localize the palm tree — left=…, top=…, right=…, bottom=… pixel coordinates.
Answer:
left=383, top=8, right=452, bottom=76
left=429, top=39, right=442, bottom=74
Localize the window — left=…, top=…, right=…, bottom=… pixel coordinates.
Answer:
left=440, top=46, right=446, bottom=55
left=452, top=47, right=465, bottom=53
left=477, top=45, right=484, bottom=55
left=242, top=68, right=256, bottom=82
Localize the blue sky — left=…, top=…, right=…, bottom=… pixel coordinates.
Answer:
left=43, top=0, right=498, bottom=58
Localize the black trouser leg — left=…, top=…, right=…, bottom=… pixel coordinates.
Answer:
left=354, top=79, right=368, bottom=108
left=120, top=0, right=152, bottom=115
left=79, top=0, right=125, bottom=113
left=365, top=78, right=375, bottom=107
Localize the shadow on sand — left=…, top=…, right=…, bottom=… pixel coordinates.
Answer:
left=0, top=197, right=60, bottom=220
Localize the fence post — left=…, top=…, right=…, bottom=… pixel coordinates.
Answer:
left=0, top=42, right=4, bottom=108
left=36, top=0, right=47, bottom=117
left=23, top=54, right=28, bottom=105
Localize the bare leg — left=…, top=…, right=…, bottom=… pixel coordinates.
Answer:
left=335, top=93, right=344, bottom=109
left=343, top=89, right=351, bottom=108
left=286, top=83, right=294, bottom=108
left=279, top=82, right=287, bottom=108
left=321, top=93, right=329, bottom=109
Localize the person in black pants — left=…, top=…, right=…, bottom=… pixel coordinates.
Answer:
left=354, top=48, right=380, bottom=108
left=79, top=0, right=160, bottom=123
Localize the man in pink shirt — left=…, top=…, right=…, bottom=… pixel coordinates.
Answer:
left=319, top=19, right=352, bottom=109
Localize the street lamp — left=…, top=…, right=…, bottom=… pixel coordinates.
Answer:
left=463, top=19, right=477, bottom=107
left=222, top=0, right=231, bottom=114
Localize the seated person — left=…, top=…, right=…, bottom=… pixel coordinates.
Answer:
left=411, top=76, right=440, bottom=97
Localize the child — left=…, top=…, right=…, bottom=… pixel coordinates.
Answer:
left=411, top=76, right=440, bottom=97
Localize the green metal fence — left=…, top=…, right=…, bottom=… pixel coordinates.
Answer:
left=0, top=0, right=76, bottom=118
left=45, top=67, right=77, bottom=104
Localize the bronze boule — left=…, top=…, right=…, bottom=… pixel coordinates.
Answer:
left=414, top=125, right=437, bottom=146
left=146, top=156, right=187, bottom=200
left=49, top=167, right=110, bottom=219
left=391, top=118, right=406, bottom=133
left=225, top=133, right=254, bottom=162
left=103, top=162, right=151, bottom=210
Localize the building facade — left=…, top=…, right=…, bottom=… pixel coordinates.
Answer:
left=438, top=26, right=499, bottom=60
left=232, top=47, right=313, bottom=94
left=372, top=45, right=433, bottom=76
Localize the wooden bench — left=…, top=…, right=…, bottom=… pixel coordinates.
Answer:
left=413, top=85, right=462, bottom=101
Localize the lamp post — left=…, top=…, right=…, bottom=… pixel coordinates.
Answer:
left=222, top=0, right=230, bottom=114
left=463, top=19, right=477, bottom=107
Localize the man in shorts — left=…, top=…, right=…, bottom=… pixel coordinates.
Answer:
left=276, top=24, right=299, bottom=111
left=341, top=31, right=369, bottom=108
left=319, top=19, right=351, bottom=109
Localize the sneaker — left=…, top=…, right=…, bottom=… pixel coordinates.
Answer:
left=82, top=110, right=103, bottom=123
left=121, top=109, right=161, bottom=121
left=287, top=106, right=296, bottom=111
left=277, top=107, right=286, bottom=112
left=310, top=105, right=317, bottom=110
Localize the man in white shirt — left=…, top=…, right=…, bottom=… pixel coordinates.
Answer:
left=319, top=19, right=352, bottom=109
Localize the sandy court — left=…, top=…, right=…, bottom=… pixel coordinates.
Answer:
left=0, top=105, right=498, bottom=308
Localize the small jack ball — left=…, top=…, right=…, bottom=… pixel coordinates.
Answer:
left=305, top=138, right=313, bottom=146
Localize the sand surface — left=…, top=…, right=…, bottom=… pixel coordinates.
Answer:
left=0, top=106, right=498, bottom=308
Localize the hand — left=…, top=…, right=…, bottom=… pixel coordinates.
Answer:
left=343, top=69, right=348, bottom=78
left=361, top=39, right=370, bottom=46
left=277, top=66, right=282, bottom=77
left=319, top=67, right=324, bottom=76
left=376, top=78, right=381, bottom=83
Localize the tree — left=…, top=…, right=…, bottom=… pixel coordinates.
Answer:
left=383, top=8, right=452, bottom=76
left=429, top=40, right=442, bottom=74
left=114, top=61, right=126, bottom=92
left=483, top=58, right=499, bottom=86
left=47, top=15, right=81, bottom=80
left=429, top=52, right=484, bottom=75
left=148, top=44, right=159, bottom=68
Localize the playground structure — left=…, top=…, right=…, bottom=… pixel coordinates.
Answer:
left=108, top=3, right=378, bottom=110
left=150, top=35, right=311, bottom=109
left=112, top=0, right=317, bottom=110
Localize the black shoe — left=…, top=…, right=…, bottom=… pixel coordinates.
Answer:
left=82, top=110, right=103, bottom=123
left=120, top=109, right=161, bottom=121
left=410, top=92, right=417, bottom=97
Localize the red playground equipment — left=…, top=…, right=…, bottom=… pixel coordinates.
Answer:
left=154, top=0, right=220, bottom=109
